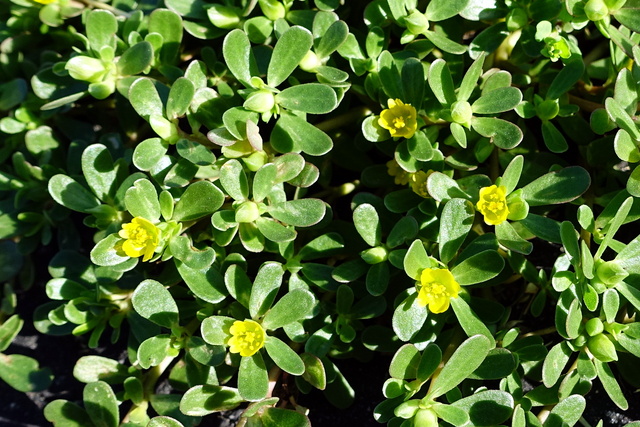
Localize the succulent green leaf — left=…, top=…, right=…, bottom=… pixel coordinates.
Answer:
left=542, top=341, right=572, bottom=387
left=496, top=221, right=533, bottom=255
left=264, top=336, right=305, bottom=375
left=468, top=347, right=516, bottom=380
left=606, top=97, right=640, bottom=141
left=520, top=167, right=590, bottom=206
left=124, top=178, right=161, bottom=222
left=404, top=239, right=434, bottom=280
left=179, top=385, right=242, bottom=416
left=224, top=264, right=252, bottom=308
left=392, top=293, right=428, bottom=342
left=353, top=203, right=381, bottom=247
left=250, top=262, right=284, bottom=319
left=401, top=58, right=425, bottom=111
left=132, top=279, right=179, bottom=328
left=0, top=354, right=53, bottom=392
left=129, top=78, right=164, bottom=121
left=450, top=297, right=496, bottom=346
left=222, top=107, right=259, bottom=140
left=469, top=22, right=509, bottom=59
left=268, top=26, right=313, bottom=87
left=148, top=9, right=183, bottom=65
left=200, top=316, right=235, bottom=346
left=378, top=50, right=404, bottom=100
left=301, top=353, right=326, bottom=390
left=541, top=120, right=568, bottom=153
left=148, top=417, right=185, bottom=427
left=268, top=199, right=326, bottom=227
left=239, top=352, right=269, bottom=401
left=472, top=117, right=523, bottom=149
left=425, top=0, right=469, bottom=21
left=542, top=395, right=586, bottom=427
left=223, top=29, right=258, bottom=87
left=459, top=53, right=485, bottom=102
left=173, top=180, right=224, bottom=222
left=271, top=113, right=333, bottom=156
left=277, top=84, right=338, bottom=114
left=612, top=0, right=640, bottom=33
left=433, top=404, right=470, bottom=426
left=426, top=172, right=469, bottom=202
left=472, top=87, right=522, bottom=114
left=0, top=315, right=23, bottom=352
left=86, top=10, right=117, bottom=54
left=389, top=344, right=421, bottom=379
left=450, top=390, right=514, bottom=425
left=170, top=236, right=216, bottom=270
left=90, top=234, right=136, bottom=268
left=73, top=356, right=129, bottom=384
left=117, top=41, right=153, bottom=76
left=429, top=59, right=456, bottom=105
left=315, top=20, right=349, bottom=58
left=424, top=31, right=467, bottom=54
left=166, top=78, right=195, bottom=119
left=429, top=335, right=492, bottom=398
left=220, top=159, right=249, bottom=201
left=81, top=144, right=123, bottom=202
left=133, top=138, right=169, bottom=171
left=44, top=400, right=92, bottom=427
left=176, top=261, right=227, bottom=304
left=439, top=198, right=475, bottom=264
left=594, top=359, right=628, bottom=410
left=451, top=250, right=504, bottom=285
left=547, top=60, right=585, bottom=100
left=262, top=289, right=315, bottom=330
left=48, top=174, right=100, bottom=213
left=501, top=155, right=523, bottom=195
left=83, top=381, right=119, bottom=427
left=595, top=196, right=632, bottom=260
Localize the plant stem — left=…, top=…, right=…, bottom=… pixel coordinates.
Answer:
left=522, top=326, right=557, bottom=337
left=78, top=0, right=131, bottom=17
left=315, top=106, right=371, bottom=132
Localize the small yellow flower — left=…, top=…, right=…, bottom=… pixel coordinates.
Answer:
left=409, top=170, right=432, bottom=198
left=32, top=0, right=57, bottom=4
left=476, top=185, right=510, bottom=226
left=228, top=319, right=265, bottom=357
left=118, top=217, right=160, bottom=262
left=417, top=268, right=460, bottom=314
left=386, top=159, right=410, bottom=185
left=378, top=99, right=418, bottom=139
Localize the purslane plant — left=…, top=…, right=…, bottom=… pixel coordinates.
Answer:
left=1, top=0, right=640, bottom=426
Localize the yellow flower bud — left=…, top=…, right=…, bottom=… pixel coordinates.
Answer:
left=476, top=185, right=510, bottom=226
left=227, top=319, right=265, bottom=357
left=417, top=268, right=460, bottom=314
left=386, top=159, right=410, bottom=185
left=378, top=99, right=418, bottom=139
left=118, top=217, right=160, bottom=262
left=409, top=170, right=432, bottom=198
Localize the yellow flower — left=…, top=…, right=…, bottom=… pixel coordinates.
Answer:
left=378, top=98, right=418, bottom=139
left=32, top=0, right=57, bottom=4
left=417, top=268, right=460, bottom=314
left=228, top=319, right=265, bottom=357
left=476, top=185, right=510, bottom=226
left=409, top=170, right=432, bottom=198
left=118, top=217, right=160, bottom=262
left=386, top=159, right=410, bottom=185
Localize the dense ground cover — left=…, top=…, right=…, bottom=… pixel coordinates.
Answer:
left=2, top=0, right=640, bottom=426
